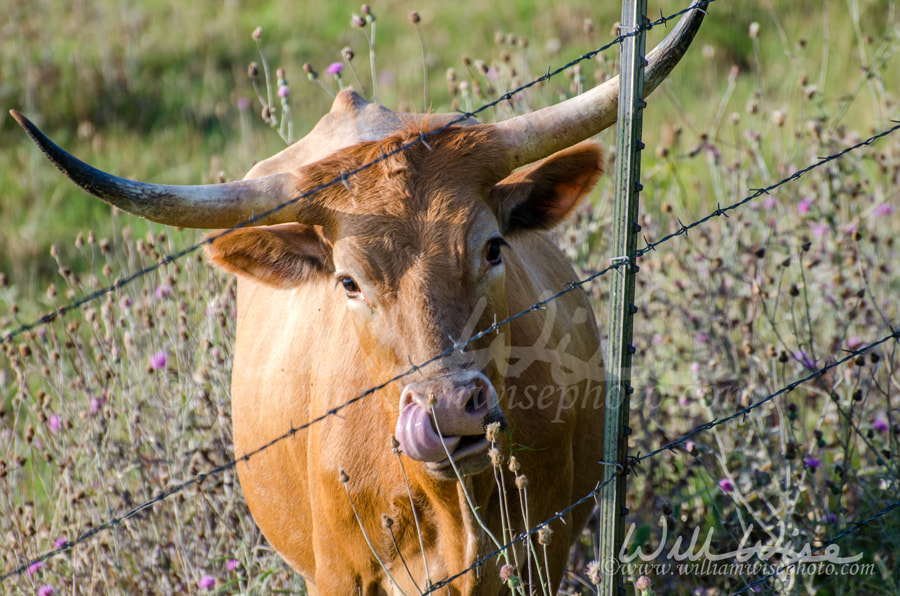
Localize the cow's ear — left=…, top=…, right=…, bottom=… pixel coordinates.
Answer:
left=490, top=142, right=604, bottom=234
left=206, top=223, right=333, bottom=288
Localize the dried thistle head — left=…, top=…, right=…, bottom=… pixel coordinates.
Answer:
left=338, top=468, right=349, bottom=483
left=515, top=474, right=528, bottom=490
left=485, top=421, right=501, bottom=443
left=586, top=560, right=602, bottom=584
left=537, top=525, right=553, bottom=545
left=508, top=455, right=520, bottom=474
left=488, top=447, right=504, bottom=468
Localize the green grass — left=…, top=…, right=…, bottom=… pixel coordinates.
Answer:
left=1, top=0, right=899, bottom=594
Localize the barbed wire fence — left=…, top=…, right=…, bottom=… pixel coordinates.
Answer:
left=3, top=0, right=899, bottom=592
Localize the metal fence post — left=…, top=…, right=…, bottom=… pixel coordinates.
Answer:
left=598, top=0, right=647, bottom=593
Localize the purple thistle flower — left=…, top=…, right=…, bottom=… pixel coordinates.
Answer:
left=236, top=96, right=251, bottom=111
left=199, top=575, right=216, bottom=589
left=47, top=415, right=60, bottom=434
left=873, top=202, right=894, bottom=217
left=27, top=561, right=43, bottom=575
left=794, top=349, right=816, bottom=370
left=54, top=537, right=68, bottom=549
left=326, top=62, right=343, bottom=75
left=150, top=350, right=167, bottom=371
left=226, top=559, right=239, bottom=571
left=695, top=332, right=709, bottom=344
left=763, top=196, right=777, bottom=211
left=826, top=513, right=837, bottom=523
left=38, top=585, right=55, bottom=596
left=873, top=418, right=889, bottom=433
left=797, top=197, right=814, bottom=214
left=154, top=285, right=172, bottom=299
left=846, top=337, right=863, bottom=350
left=812, top=222, right=828, bottom=237
left=718, top=478, right=734, bottom=493
left=277, top=85, right=290, bottom=98
left=804, top=456, right=821, bottom=469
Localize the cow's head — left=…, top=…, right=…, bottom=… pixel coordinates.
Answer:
left=205, top=124, right=604, bottom=477
left=10, top=4, right=704, bottom=479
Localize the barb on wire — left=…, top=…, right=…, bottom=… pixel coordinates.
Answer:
left=0, top=0, right=714, bottom=348
left=5, top=99, right=896, bottom=586
left=635, top=327, right=900, bottom=464
left=732, top=501, right=900, bottom=595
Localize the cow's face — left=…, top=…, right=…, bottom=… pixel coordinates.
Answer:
left=208, top=126, right=603, bottom=479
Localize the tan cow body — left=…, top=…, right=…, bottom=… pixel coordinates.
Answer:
left=11, top=4, right=704, bottom=593
left=223, top=128, right=607, bottom=593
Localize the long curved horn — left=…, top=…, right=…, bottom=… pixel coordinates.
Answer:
left=494, top=1, right=706, bottom=168
left=10, top=110, right=301, bottom=229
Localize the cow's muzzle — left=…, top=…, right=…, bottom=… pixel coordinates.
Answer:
left=395, top=371, right=506, bottom=476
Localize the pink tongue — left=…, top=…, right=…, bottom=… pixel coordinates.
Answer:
left=396, top=403, right=460, bottom=462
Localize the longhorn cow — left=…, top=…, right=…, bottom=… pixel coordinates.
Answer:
left=13, top=5, right=703, bottom=593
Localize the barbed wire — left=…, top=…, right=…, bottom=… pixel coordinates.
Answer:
left=0, top=0, right=714, bottom=348
left=732, top=500, right=900, bottom=595
left=4, top=97, right=898, bottom=585
left=634, top=327, right=900, bottom=464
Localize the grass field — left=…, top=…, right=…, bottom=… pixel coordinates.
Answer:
left=2, top=0, right=899, bottom=594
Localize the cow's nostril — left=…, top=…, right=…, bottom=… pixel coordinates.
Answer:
left=465, top=388, right=485, bottom=415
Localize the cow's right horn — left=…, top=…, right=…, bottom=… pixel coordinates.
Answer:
left=493, top=0, right=706, bottom=168
left=10, top=110, right=304, bottom=229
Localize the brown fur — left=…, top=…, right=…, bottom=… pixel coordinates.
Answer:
left=208, top=125, right=606, bottom=594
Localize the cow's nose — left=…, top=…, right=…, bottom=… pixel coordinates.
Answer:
left=395, top=373, right=498, bottom=463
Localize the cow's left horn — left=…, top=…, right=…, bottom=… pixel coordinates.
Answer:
left=493, top=0, right=705, bottom=168
left=10, top=110, right=301, bottom=229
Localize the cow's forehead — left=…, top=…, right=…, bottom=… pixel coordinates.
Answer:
left=334, top=192, right=494, bottom=292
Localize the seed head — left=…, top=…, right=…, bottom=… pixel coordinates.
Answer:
left=381, top=514, right=393, bottom=529
left=351, top=14, right=366, bottom=28
left=408, top=11, right=420, bottom=24
left=586, top=560, right=602, bottom=584
left=485, top=421, right=501, bottom=443
left=342, top=46, right=355, bottom=61
left=251, top=26, right=262, bottom=41
left=772, top=110, right=786, bottom=127
left=488, top=447, right=504, bottom=467
left=749, top=22, right=760, bottom=39
left=508, top=455, right=520, bottom=473
left=537, top=525, right=553, bottom=545
left=515, top=474, right=528, bottom=490
left=339, top=468, right=349, bottom=483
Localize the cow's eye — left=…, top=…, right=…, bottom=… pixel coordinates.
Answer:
left=341, top=276, right=360, bottom=296
left=485, top=237, right=506, bottom=266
